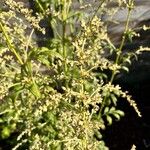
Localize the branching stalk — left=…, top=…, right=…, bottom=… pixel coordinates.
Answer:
left=110, top=7, right=132, bottom=83
left=98, top=1, right=134, bottom=118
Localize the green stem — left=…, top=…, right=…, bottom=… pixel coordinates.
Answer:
left=61, top=1, right=69, bottom=88
left=0, top=22, right=23, bottom=65
left=35, top=0, right=45, bottom=14
left=98, top=2, right=133, bottom=118
left=110, top=8, right=132, bottom=83
left=62, top=21, right=67, bottom=73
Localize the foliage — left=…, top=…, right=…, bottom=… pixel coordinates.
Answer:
left=0, top=0, right=147, bottom=149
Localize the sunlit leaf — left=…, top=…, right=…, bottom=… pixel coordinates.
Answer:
left=110, top=94, right=117, bottom=105
left=122, top=66, right=129, bottom=72
left=30, top=82, right=41, bottom=98
left=113, top=113, right=121, bottom=120
left=116, top=110, right=125, bottom=117
left=104, top=107, right=109, bottom=114
left=106, top=115, right=112, bottom=125
left=1, top=127, right=10, bottom=139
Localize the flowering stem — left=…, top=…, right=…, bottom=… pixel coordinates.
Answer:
left=98, top=1, right=133, bottom=118
left=110, top=6, right=132, bottom=83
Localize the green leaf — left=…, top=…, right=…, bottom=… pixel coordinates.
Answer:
left=30, top=82, right=41, bottom=98
left=38, top=56, right=50, bottom=67
left=113, top=113, right=121, bottom=120
left=50, top=50, right=63, bottom=60
left=94, top=130, right=102, bottom=140
left=9, top=83, right=23, bottom=102
left=104, top=107, right=109, bottom=114
left=46, top=111, right=56, bottom=125
left=9, top=83, right=23, bottom=92
left=116, top=110, right=125, bottom=117
left=51, top=143, right=62, bottom=150
left=84, top=81, right=93, bottom=92
left=10, top=91, right=21, bottom=102
left=106, top=115, right=112, bottom=125
left=110, top=94, right=117, bottom=105
left=1, top=127, right=10, bottom=139
left=72, top=67, right=80, bottom=78
left=0, top=118, right=3, bottom=123
left=10, top=123, right=16, bottom=130
left=109, top=107, right=115, bottom=112
left=40, top=47, right=63, bottom=60
left=122, top=66, right=129, bottom=72
left=26, top=61, right=32, bottom=76
left=124, top=58, right=131, bottom=64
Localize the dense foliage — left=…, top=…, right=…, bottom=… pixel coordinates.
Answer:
left=0, top=0, right=148, bottom=149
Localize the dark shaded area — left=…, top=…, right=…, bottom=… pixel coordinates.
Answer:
left=103, top=77, right=150, bottom=150
left=28, top=0, right=54, bottom=47
left=103, top=25, right=150, bottom=150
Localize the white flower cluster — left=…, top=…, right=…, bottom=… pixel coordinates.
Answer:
left=5, top=0, right=45, bottom=34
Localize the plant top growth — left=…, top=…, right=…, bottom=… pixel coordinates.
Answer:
left=0, top=0, right=149, bottom=149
